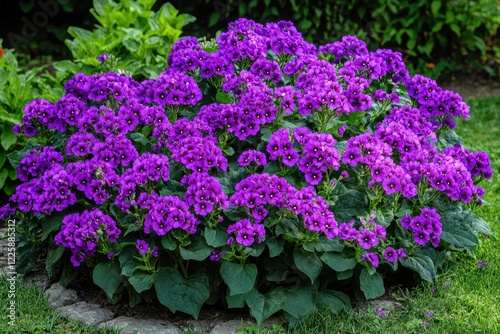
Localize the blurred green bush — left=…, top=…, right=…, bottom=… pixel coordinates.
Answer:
left=185, top=0, right=500, bottom=79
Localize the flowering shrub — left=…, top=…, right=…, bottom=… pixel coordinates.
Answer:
left=2, top=19, right=494, bottom=323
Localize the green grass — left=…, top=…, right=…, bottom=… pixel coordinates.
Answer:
left=0, top=277, right=121, bottom=334
left=2, top=96, right=499, bottom=334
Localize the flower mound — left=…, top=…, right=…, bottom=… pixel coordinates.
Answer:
left=3, top=18, right=493, bottom=324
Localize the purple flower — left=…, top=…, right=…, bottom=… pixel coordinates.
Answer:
left=477, top=262, right=488, bottom=267
left=210, top=250, right=222, bottom=261
left=383, top=247, right=398, bottom=262
left=376, top=309, right=388, bottom=317
left=98, top=54, right=110, bottom=62
left=136, top=239, right=149, bottom=254
left=358, top=229, right=379, bottom=249
left=107, top=252, right=115, bottom=260
left=361, top=252, right=380, bottom=267
left=427, top=312, right=434, bottom=318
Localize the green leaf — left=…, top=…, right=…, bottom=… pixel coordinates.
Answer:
left=129, top=132, right=150, bottom=146
left=179, top=236, right=212, bottom=261
left=439, top=129, right=462, bottom=147
left=0, top=169, right=7, bottom=189
left=161, top=235, right=177, bottom=251
left=0, top=151, right=6, bottom=169
left=93, top=262, right=122, bottom=299
left=264, top=256, right=289, bottom=282
left=1, top=126, right=17, bottom=151
left=332, top=183, right=368, bottom=221
left=155, top=267, right=209, bottom=318
left=246, top=287, right=286, bottom=324
left=293, top=249, right=322, bottom=283
left=374, top=208, right=394, bottom=228
left=283, top=287, right=314, bottom=320
left=41, top=212, right=65, bottom=241
left=359, top=268, right=385, bottom=299
left=7, top=141, right=38, bottom=169
left=46, top=245, right=65, bottom=277
left=439, top=205, right=481, bottom=254
left=16, top=243, right=38, bottom=274
left=336, top=269, right=353, bottom=280
left=204, top=227, right=228, bottom=247
left=223, top=147, right=235, bottom=156
left=303, top=236, right=344, bottom=253
left=266, top=236, right=285, bottom=257
left=226, top=291, right=249, bottom=308
left=430, top=0, right=441, bottom=16
left=216, top=92, right=232, bottom=104
left=321, top=252, right=357, bottom=271
left=220, top=262, right=257, bottom=296
left=399, top=251, right=436, bottom=282
left=316, top=290, right=349, bottom=313
left=129, top=271, right=156, bottom=293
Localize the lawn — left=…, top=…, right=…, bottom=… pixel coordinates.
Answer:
left=1, top=96, right=499, bottom=334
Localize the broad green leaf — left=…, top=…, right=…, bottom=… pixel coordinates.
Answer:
left=41, top=211, right=66, bottom=241
left=0, top=126, right=17, bottom=151
left=246, top=287, right=286, bottom=324
left=129, top=132, right=150, bottom=146
left=439, top=129, right=462, bottom=147
left=283, top=287, right=314, bottom=320
left=155, top=267, right=209, bottom=318
left=220, top=261, right=257, bottom=296
left=303, top=236, right=344, bottom=253
left=226, top=291, right=250, bottom=308
left=7, top=141, right=38, bottom=170
left=399, top=251, right=436, bottom=282
left=336, top=269, right=353, bottom=280
left=93, top=262, right=122, bottom=299
left=264, top=256, right=289, bottom=282
left=359, top=268, right=385, bottom=299
left=321, top=252, right=357, bottom=272
left=332, top=183, right=368, bottom=221
left=0, top=150, right=6, bottom=170
left=129, top=270, right=156, bottom=293
left=16, top=243, right=38, bottom=274
left=316, top=290, right=349, bottom=313
left=430, top=0, right=441, bottom=16
left=204, top=227, right=228, bottom=247
left=375, top=208, right=394, bottom=228
left=0, top=169, right=7, bottom=188
left=180, top=236, right=212, bottom=261
left=161, top=235, right=177, bottom=251
left=293, top=249, right=322, bottom=283
left=216, top=92, right=232, bottom=104
left=266, top=236, right=285, bottom=257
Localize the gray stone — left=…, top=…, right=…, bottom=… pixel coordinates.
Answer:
left=57, top=301, right=114, bottom=326
left=98, top=316, right=181, bottom=334
left=186, top=320, right=212, bottom=333
left=369, top=299, right=403, bottom=312
left=23, top=269, right=51, bottom=291
left=210, top=319, right=246, bottom=334
left=44, top=282, right=78, bottom=309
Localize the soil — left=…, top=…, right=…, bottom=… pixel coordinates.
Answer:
left=439, top=72, right=500, bottom=98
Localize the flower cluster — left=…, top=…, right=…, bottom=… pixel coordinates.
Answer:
left=141, top=192, right=200, bottom=235
left=54, top=209, right=121, bottom=266
left=295, top=129, right=340, bottom=185
left=230, top=173, right=338, bottom=238
left=227, top=218, right=265, bottom=247
left=401, top=207, right=443, bottom=247
left=181, top=172, right=229, bottom=215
